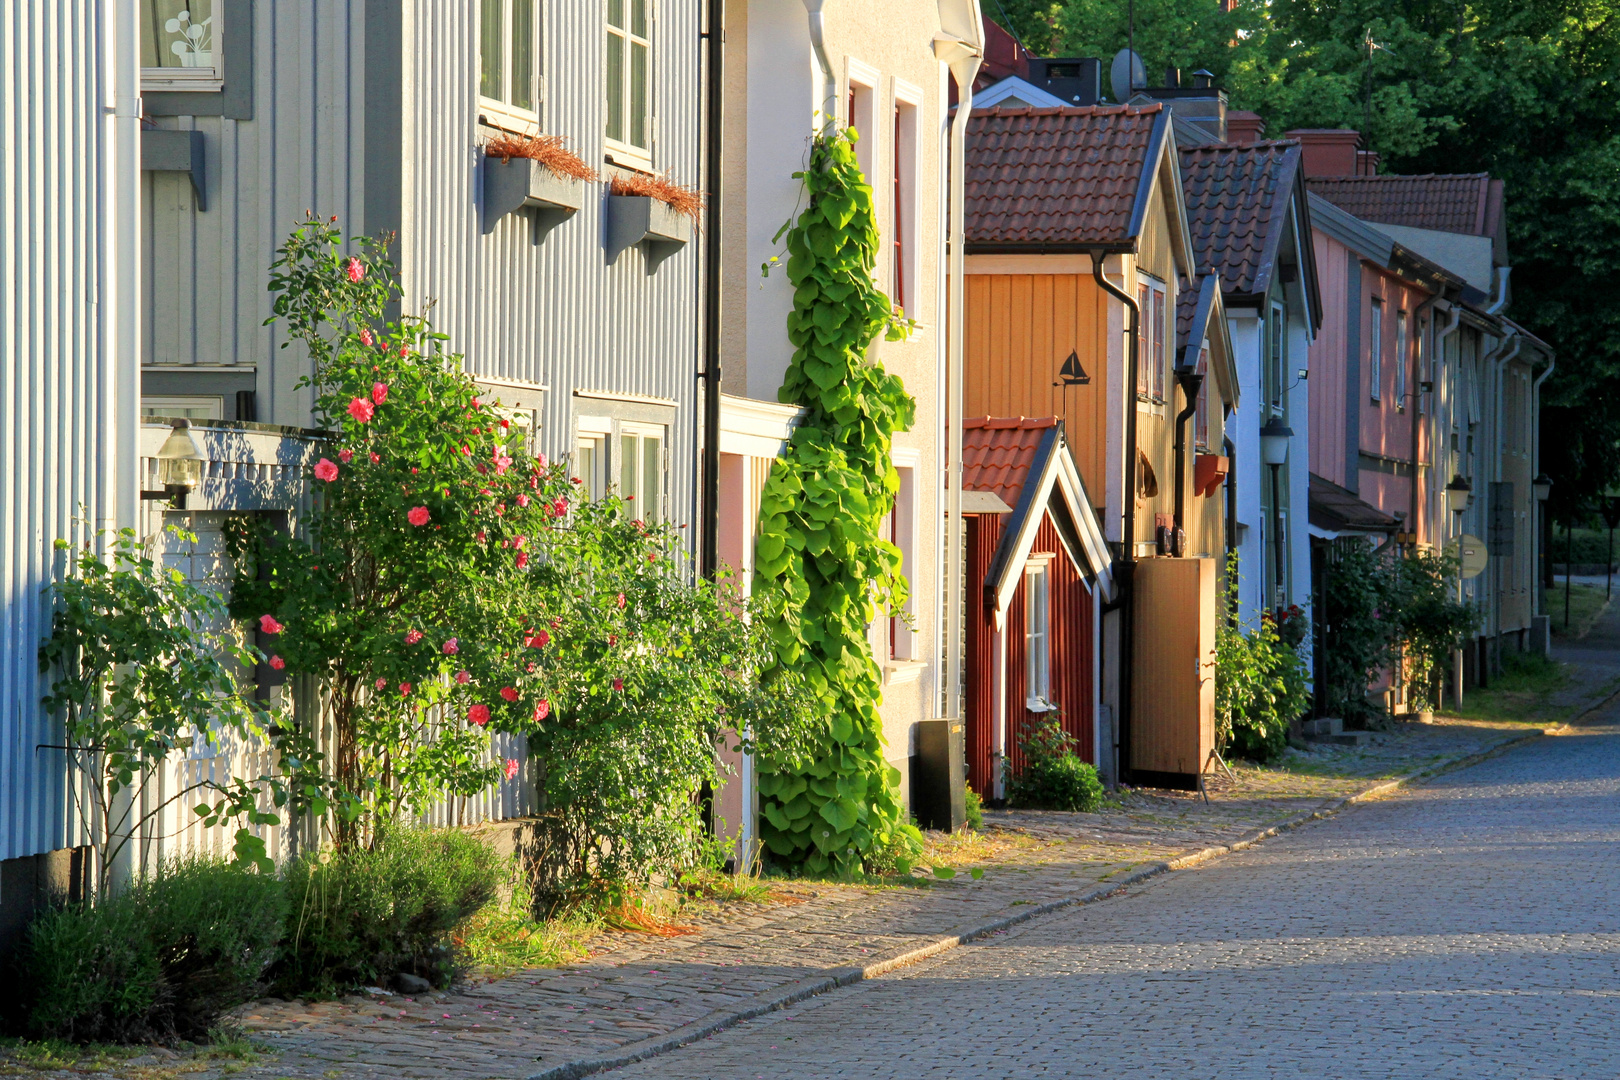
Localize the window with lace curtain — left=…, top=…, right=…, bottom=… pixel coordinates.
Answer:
left=142, top=1, right=219, bottom=89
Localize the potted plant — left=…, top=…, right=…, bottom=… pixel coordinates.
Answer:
left=482, top=133, right=597, bottom=238
left=604, top=172, right=703, bottom=266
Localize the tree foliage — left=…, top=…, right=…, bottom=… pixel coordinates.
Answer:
left=752, top=129, right=919, bottom=876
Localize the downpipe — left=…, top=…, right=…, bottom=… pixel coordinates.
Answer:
left=699, top=0, right=724, bottom=578
left=1172, top=369, right=1203, bottom=550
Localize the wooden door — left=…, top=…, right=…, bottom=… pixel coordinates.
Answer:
left=1129, top=557, right=1216, bottom=787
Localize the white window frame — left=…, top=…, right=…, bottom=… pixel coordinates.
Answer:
left=605, top=0, right=653, bottom=170
left=845, top=58, right=880, bottom=181
left=1268, top=301, right=1286, bottom=417
left=891, top=78, right=922, bottom=320
left=141, top=0, right=223, bottom=91
left=1136, top=273, right=1167, bottom=408
left=479, top=0, right=542, bottom=133
left=617, top=421, right=667, bottom=524
left=1395, top=309, right=1409, bottom=412
left=1369, top=298, right=1384, bottom=403
left=1194, top=345, right=1211, bottom=451
left=143, top=395, right=224, bottom=420
left=887, top=456, right=918, bottom=661
left=575, top=415, right=613, bottom=502
left=1024, top=557, right=1054, bottom=712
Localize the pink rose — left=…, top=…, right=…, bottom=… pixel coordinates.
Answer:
left=405, top=629, right=423, bottom=644
left=400, top=682, right=413, bottom=696
left=348, top=397, right=375, bottom=423
left=533, top=699, right=550, bottom=722
left=476, top=530, right=487, bottom=542
left=550, top=618, right=561, bottom=630
left=608, top=634, right=618, bottom=646
left=442, top=638, right=459, bottom=655
left=524, top=629, right=550, bottom=649
left=259, top=614, right=283, bottom=634
left=515, top=551, right=529, bottom=569
left=571, top=477, right=583, bottom=485
left=407, top=506, right=430, bottom=526
left=370, top=451, right=381, bottom=464
left=504, top=758, right=520, bottom=781
left=536, top=453, right=548, bottom=469
left=455, top=670, right=470, bottom=684
left=269, top=655, right=285, bottom=670
left=375, top=677, right=388, bottom=690
left=372, top=382, right=389, bottom=405
left=517, top=494, right=530, bottom=507
left=346, top=256, right=365, bottom=283
left=338, top=448, right=354, bottom=464
left=314, top=458, right=339, bottom=482
left=495, top=503, right=506, bottom=517
left=526, top=662, right=537, bottom=673
left=359, top=327, right=374, bottom=347
left=468, top=703, right=490, bottom=726
left=616, top=592, right=626, bottom=609
left=552, top=499, right=569, bottom=517
left=647, top=553, right=657, bottom=563
left=513, top=535, right=527, bottom=550
left=612, top=678, right=623, bottom=692
left=471, top=397, right=481, bottom=409
left=499, top=686, right=519, bottom=703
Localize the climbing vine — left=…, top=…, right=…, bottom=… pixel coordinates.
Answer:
left=753, top=129, right=918, bottom=876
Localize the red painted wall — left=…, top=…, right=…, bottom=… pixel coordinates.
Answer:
left=965, top=513, right=1096, bottom=798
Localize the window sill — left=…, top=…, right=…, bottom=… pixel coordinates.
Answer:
left=1025, top=697, right=1057, bottom=714
left=883, top=660, right=927, bottom=686
left=479, top=98, right=540, bottom=136
left=605, top=143, right=654, bottom=175
left=142, top=73, right=223, bottom=93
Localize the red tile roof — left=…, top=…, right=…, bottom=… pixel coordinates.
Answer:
left=1179, top=140, right=1301, bottom=297
left=1306, top=174, right=1503, bottom=238
left=965, top=105, right=1164, bottom=248
left=963, top=417, right=1058, bottom=508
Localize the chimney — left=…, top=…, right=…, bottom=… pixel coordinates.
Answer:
left=1285, top=128, right=1361, bottom=177
left=1226, top=111, right=1265, bottom=145
left=1357, top=148, right=1381, bottom=175
left=1164, top=67, right=1181, bottom=88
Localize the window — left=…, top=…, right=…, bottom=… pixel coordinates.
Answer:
left=618, top=425, right=665, bottom=524
left=1395, top=310, right=1409, bottom=411
left=143, top=396, right=223, bottom=420
left=1417, top=314, right=1428, bottom=415
left=606, top=0, right=651, bottom=164
left=1136, top=275, right=1166, bottom=402
left=1195, top=346, right=1210, bottom=450
left=1025, top=562, right=1052, bottom=709
left=845, top=60, right=878, bottom=180
left=1369, top=299, right=1383, bottom=403
left=142, top=1, right=220, bottom=88
left=480, top=0, right=539, bottom=128
left=575, top=435, right=607, bottom=501
left=886, top=464, right=917, bottom=660
left=1268, top=303, right=1285, bottom=415
left=891, top=94, right=919, bottom=316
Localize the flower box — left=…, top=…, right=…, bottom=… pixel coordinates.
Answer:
left=482, top=157, right=584, bottom=239
left=604, top=195, right=692, bottom=267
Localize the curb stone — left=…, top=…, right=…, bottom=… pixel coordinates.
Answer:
left=527, top=727, right=1546, bottom=1080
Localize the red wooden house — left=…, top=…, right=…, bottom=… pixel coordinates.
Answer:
left=962, top=417, right=1115, bottom=799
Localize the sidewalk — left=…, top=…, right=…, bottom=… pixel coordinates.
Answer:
left=9, top=645, right=1612, bottom=1080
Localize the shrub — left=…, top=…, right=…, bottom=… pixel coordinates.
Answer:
left=1004, top=718, right=1104, bottom=812
left=14, top=858, right=285, bottom=1043
left=275, top=827, right=501, bottom=997
left=1216, top=560, right=1312, bottom=764
left=963, top=786, right=984, bottom=831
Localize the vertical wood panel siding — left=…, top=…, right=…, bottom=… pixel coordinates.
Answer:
left=964, top=514, right=1096, bottom=798
left=143, top=0, right=367, bottom=429
left=1, top=2, right=118, bottom=861
left=401, top=0, right=703, bottom=543
left=1306, top=231, right=1350, bottom=489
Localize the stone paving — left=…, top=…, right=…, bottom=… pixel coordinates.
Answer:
left=610, top=704, right=1620, bottom=1079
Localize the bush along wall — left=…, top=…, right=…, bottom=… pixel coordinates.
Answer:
left=753, top=128, right=920, bottom=876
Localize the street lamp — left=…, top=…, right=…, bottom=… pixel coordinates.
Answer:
left=1533, top=474, right=1552, bottom=503
left=1259, top=419, right=1292, bottom=614
left=141, top=418, right=205, bottom=509
left=1445, top=473, right=1473, bottom=516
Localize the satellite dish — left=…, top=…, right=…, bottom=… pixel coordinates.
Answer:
left=1109, top=49, right=1147, bottom=102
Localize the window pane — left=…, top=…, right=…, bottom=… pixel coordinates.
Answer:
left=605, top=31, right=625, bottom=142
left=480, top=0, right=502, bottom=100
left=630, top=41, right=649, bottom=148
left=631, top=0, right=648, bottom=37
left=577, top=441, right=598, bottom=501
left=642, top=436, right=661, bottom=523
left=1136, top=283, right=1150, bottom=395
left=142, top=0, right=216, bottom=69
left=1153, top=289, right=1165, bottom=400
left=510, top=0, right=534, bottom=109
left=619, top=433, right=638, bottom=509
left=608, top=0, right=625, bottom=29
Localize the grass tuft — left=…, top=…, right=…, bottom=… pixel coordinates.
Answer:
left=484, top=133, right=598, bottom=181
left=608, top=172, right=705, bottom=225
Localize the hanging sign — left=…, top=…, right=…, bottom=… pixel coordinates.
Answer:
left=1445, top=534, right=1489, bottom=580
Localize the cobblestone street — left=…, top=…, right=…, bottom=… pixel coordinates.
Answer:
left=612, top=713, right=1620, bottom=1079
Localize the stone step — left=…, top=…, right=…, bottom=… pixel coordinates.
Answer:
left=1300, top=716, right=1343, bottom=737
left=1304, top=729, right=1374, bottom=748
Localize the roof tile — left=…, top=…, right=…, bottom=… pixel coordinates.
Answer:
left=962, top=417, right=1057, bottom=508
left=965, top=105, right=1162, bottom=247
left=1179, top=140, right=1301, bottom=297
left=1306, top=174, right=1498, bottom=237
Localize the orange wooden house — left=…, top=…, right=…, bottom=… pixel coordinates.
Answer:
left=963, top=104, right=1239, bottom=789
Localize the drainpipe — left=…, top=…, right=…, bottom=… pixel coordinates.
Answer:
left=1409, top=290, right=1441, bottom=540
left=802, top=0, right=837, bottom=128
left=1431, top=304, right=1460, bottom=543
left=699, top=0, right=725, bottom=579
left=1488, top=328, right=1524, bottom=668
left=1092, top=250, right=1140, bottom=782
left=935, top=12, right=982, bottom=722
left=1173, top=369, right=1203, bottom=548
left=110, top=0, right=141, bottom=538
left=1223, top=432, right=1238, bottom=561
